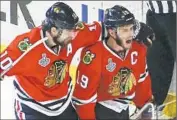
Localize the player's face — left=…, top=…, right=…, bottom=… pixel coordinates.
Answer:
left=51, top=27, right=77, bottom=46
left=55, top=29, right=77, bottom=46
left=116, top=24, right=134, bottom=50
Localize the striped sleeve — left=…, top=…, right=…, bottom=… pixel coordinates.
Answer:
left=72, top=47, right=101, bottom=120
left=146, top=1, right=176, bottom=13
left=134, top=48, right=153, bottom=108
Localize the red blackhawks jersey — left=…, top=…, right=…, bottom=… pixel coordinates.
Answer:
left=0, top=21, right=101, bottom=116
left=73, top=40, right=152, bottom=119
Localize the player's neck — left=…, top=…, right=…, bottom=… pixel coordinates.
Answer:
left=45, top=40, right=60, bottom=54
left=107, top=37, right=124, bottom=52
left=107, top=38, right=126, bottom=59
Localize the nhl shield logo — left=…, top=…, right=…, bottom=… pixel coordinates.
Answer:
left=106, top=58, right=116, bottom=72
left=38, top=53, right=50, bottom=67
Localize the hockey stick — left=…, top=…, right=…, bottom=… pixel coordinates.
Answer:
left=130, top=102, right=155, bottom=119
left=0, top=37, right=48, bottom=78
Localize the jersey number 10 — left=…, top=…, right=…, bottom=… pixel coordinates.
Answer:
left=1, top=51, right=13, bottom=70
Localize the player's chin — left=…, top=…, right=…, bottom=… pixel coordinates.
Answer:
left=124, top=43, right=132, bottom=50
left=62, top=38, right=72, bottom=46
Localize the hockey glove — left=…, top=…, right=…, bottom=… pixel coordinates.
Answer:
left=134, top=22, right=155, bottom=47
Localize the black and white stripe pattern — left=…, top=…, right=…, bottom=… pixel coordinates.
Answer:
left=114, top=92, right=135, bottom=102
left=147, top=1, right=176, bottom=13
left=72, top=93, right=97, bottom=105
left=98, top=92, right=135, bottom=114
left=99, top=99, right=130, bottom=113
left=14, top=78, right=74, bottom=116
left=138, top=64, right=149, bottom=83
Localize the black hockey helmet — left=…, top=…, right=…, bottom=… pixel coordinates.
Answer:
left=104, top=5, right=135, bottom=29
left=42, top=2, right=79, bottom=31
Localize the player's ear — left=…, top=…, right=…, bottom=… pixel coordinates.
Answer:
left=108, top=28, right=116, bottom=37
left=50, top=27, right=58, bottom=36
left=45, top=31, right=57, bottom=47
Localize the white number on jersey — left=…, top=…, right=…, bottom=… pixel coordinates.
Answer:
left=0, top=51, right=13, bottom=70
left=77, top=73, right=89, bottom=89
left=87, top=23, right=97, bottom=31
left=88, top=25, right=96, bottom=31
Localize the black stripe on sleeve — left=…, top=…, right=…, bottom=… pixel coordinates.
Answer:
left=156, top=1, right=163, bottom=13
left=148, top=0, right=155, bottom=12
left=167, top=1, right=173, bottom=13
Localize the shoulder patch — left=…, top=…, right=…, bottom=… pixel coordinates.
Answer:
left=75, top=22, right=85, bottom=30
left=18, top=37, right=32, bottom=52
left=82, top=50, right=95, bottom=65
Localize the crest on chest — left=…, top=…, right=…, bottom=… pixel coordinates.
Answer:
left=108, top=67, right=136, bottom=96
left=44, top=60, right=68, bottom=88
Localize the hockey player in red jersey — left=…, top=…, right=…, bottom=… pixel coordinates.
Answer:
left=0, top=2, right=103, bottom=119
left=73, top=5, right=154, bottom=120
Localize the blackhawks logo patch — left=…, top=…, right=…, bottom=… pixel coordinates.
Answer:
left=44, top=60, right=68, bottom=88
left=108, top=67, right=136, bottom=96
left=82, top=51, right=95, bottom=65
left=18, top=38, right=32, bottom=52
left=75, top=22, right=85, bottom=30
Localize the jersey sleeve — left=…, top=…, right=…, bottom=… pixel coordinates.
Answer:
left=0, top=28, right=40, bottom=78
left=72, top=47, right=101, bottom=120
left=133, top=46, right=153, bottom=108
left=74, top=21, right=102, bottom=48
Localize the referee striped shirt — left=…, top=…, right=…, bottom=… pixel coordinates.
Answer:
left=146, top=0, right=176, bottom=13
